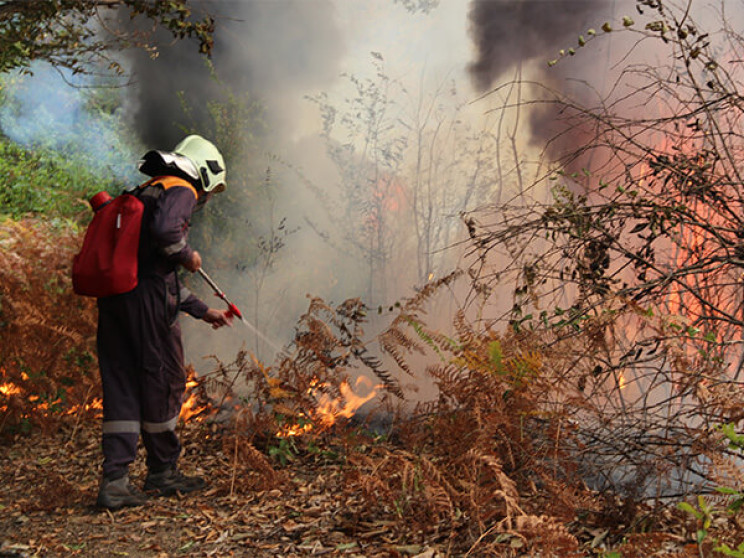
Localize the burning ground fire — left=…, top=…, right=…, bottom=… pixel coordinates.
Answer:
left=277, top=376, right=381, bottom=437
left=179, top=378, right=204, bottom=422
left=0, top=382, right=21, bottom=397
left=178, top=371, right=381, bottom=437
left=65, top=398, right=103, bottom=415
left=1, top=369, right=103, bottom=417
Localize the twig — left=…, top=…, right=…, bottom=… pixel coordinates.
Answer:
left=229, top=428, right=239, bottom=497
left=66, top=385, right=94, bottom=446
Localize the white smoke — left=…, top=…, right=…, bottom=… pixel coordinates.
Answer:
left=0, top=66, right=140, bottom=184
left=6, top=0, right=730, bottom=396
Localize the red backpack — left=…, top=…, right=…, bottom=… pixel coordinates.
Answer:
left=72, top=190, right=144, bottom=297
left=72, top=176, right=196, bottom=298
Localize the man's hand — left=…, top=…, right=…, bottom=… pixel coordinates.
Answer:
left=183, top=250, right=202, bottom=272
left=202, top=308, right=233, bottom=329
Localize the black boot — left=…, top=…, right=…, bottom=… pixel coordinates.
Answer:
left=96, top=475, right=148, bottom=510
left=144, top=467, right=206, bottom=496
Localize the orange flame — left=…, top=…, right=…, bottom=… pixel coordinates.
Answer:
left=0, top=383, right=21, bottom=397
left=64, top=397, right=104, bottom=416
left=276, top=413, right=314, bottom=438
left=277, top=376, right=381, bottom=437
left=314, top=376, right=380, bottom=428
left=180, top=379, right=208, bottom=422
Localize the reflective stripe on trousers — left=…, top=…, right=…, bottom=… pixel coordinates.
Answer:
left=102, top=416, right=178, bottom=435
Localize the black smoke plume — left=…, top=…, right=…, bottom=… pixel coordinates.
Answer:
left=467, top=0, right=606, bottom=91
left=124, top=0, right=343, bottom=150
left=467, top=0, right=620, bottom=157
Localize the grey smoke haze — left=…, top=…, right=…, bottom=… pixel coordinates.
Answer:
left=3, top=0, right=737, bottom=402
left=118, top=1, right=354, bottom=366
left=0, top=0, right=665, bottom=368
left=126, top=0, right=343, bottom=149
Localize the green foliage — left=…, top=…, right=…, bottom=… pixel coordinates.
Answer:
left=714, top=424, right=744, bottom=515
left=717, top=542, right=744, bottom=557
left=0, top=1, right=214, bottom=76
left=405, top=316, right=449, bottom=362
left=0, top=66, right=142, bottom=185
left=267, top=435, right=298, bottom=466
left=677, top=495, right=713, bottom=544
left=676, top=424, right=744, bottom=553
left=0, top=135, right=117, bottom=221
left=720, top=423, right=744, bottom=451
left=488, top=340, right=505, bottom=374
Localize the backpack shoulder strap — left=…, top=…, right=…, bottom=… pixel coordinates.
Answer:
left=140, top=176, right=199, bottom=201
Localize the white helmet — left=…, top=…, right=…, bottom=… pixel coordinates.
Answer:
left=173, top=135, right=227, bottom=193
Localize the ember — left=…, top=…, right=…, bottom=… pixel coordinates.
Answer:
left=0, top=383, right=21, bottom=397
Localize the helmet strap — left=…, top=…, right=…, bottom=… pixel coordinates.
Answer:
left=195, top=191, right=213, bottom=210
left=200, top=167, right=211, bottom=191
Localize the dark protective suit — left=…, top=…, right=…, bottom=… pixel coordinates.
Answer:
left=96, top=176, right=208, bottom=480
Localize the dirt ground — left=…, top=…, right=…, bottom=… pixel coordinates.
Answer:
left=0, top=418, right=457, bottom=558
left=0, top=415, right=712, bottom=558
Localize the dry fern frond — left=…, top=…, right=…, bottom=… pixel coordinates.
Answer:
left=352, top=346, right=404, bottom=398
left=236, top=436, right=281, bottom=484
left=470, top=449, right=521, bottom=507
left=512, top=514, right=580, bottom=553
left=379, top=325, right=425, bottom=376
left=427, top=364, right=466, bottom=398
left=346, top=448, right=462, bottom=528
left=406, top=270, right=463, bottom=312
left=417, top=454, right=458, bottom=514
left=304, top=295, right=334, bottom=318
left=453, top=309, right=477, bottom=347
left=1, top=218, right=99, bottom=436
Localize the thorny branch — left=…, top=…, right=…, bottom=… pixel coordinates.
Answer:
left=458, top=0, right=744, bottom=497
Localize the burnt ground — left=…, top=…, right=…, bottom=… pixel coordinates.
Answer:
left=0, top=416, right=712, bottom=558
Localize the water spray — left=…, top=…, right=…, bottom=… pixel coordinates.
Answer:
left=197, top=267, right=288, bottom=401
left=196, top=267, right=284, bottom=354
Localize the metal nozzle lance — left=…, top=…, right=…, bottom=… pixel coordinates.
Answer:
left=196, top=267, right=284, bottom=354
left=196, top=268, right=244, bottom=321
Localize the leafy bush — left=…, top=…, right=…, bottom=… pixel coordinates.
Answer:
left=0, top=135, right=119, bottom=222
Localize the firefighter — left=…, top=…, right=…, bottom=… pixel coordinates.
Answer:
left=95, top=135, right=233, bottom=510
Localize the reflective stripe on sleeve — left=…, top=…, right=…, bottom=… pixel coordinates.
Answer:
left=163, top=238, right=187, bottom=255
left=142, top=416, right=178, bottom=434
left=102, top=420, right=141, bottom=434
left=179, top=286, right=192, bottom=301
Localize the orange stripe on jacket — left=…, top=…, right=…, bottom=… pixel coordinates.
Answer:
left=144, top=176, right=199, bottom=200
